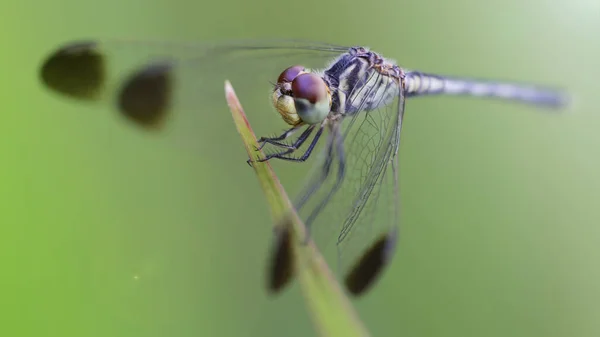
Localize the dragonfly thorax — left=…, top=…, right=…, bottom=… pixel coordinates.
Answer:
left=325, top=48, right=403, bottom=116
left=271, top=65, right=332, bottom=126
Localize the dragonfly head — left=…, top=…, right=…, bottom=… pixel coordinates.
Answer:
left=272, top=65, right=331, bottom=126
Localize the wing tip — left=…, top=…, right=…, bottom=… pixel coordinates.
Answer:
left=344, top=227, right=397, bottom=296
left=267, top=224, right=295, bottom=294
left=39, top=40, right=106, bottom=101
left=117, top=62, right=174, bottom=129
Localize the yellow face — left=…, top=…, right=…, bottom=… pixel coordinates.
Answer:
left=272, top=65, right=332, bottom=126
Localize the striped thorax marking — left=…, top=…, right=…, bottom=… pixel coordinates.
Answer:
left=324, top=47, right=405, bottom=117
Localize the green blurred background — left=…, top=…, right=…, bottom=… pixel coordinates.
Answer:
left=2, top=0, right=599, bottom=336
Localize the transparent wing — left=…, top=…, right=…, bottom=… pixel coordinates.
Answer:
left=39, top=38, right=349, bottom=153
left=290, top=74, right=406, bottom=295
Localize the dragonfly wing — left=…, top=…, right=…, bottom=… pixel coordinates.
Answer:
left=285, top=74, right=406, bottom=295
left=39, top=38, right=349, bottom=152
left=340, top=88, right=405, bottom=295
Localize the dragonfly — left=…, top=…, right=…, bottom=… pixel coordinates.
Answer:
left=39, top=39, right=568, bottom=296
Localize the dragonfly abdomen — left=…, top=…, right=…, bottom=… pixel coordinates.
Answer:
left=405, top=71, right=567, bottom=108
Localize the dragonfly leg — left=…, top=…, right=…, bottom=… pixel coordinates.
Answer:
left=303, top=128, right=346, bottom=228
left=257, top=125, right=304, bottom=150
left=256, top=125, right=324, bottom=163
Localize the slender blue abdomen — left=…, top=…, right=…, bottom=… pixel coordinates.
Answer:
left=405, top=71, right=568, bottom=108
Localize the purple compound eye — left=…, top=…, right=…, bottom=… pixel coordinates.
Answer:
left=277, top=65, right=305, bottom=84
left=290, top=73, right=331, bottom=124
left=291, top=73, right=328, bottom=104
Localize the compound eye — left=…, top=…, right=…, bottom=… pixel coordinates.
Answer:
left=277, top=65, right=305, bottom=84
left=291, top=73, right=330, bottom=125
